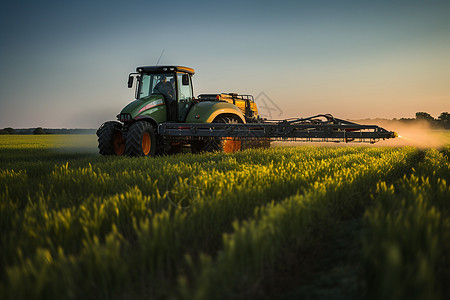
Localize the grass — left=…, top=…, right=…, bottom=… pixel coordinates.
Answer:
left=0, top=135, right=449, bottom=299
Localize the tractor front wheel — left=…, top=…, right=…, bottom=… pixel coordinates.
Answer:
left=125, top=121, right=156, bottom=157
left=97, top=121, right=125, bottom=155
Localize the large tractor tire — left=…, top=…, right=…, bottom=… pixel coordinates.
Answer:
left=125, top=121, right=157, bottom=157
left=191, top=116, right=242, bottom=153
left=97, top=121, right=125, bottom=155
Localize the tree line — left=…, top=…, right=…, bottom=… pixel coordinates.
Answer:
left=0, top=128, right=96, bottom=135
left=397, top=112, right=450, bottom=129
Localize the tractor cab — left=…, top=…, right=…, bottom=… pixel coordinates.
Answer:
left=128, top=66, right=195, bottom=122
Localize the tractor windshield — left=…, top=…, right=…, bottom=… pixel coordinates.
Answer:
left=139, top=73, right=175, bottom=101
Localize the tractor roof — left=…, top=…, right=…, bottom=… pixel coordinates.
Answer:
left=136, top=66, right=195, bottom=75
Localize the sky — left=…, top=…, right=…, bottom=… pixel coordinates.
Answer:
left=0, top=0, right=449, bottom=128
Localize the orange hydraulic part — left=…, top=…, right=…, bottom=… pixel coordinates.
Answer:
left=113, top=132, right=125, bottom=155
left=142, top=132, right=151, bottom=156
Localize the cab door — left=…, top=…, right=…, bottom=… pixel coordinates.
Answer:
left=177, top=73, right=193, bottom=121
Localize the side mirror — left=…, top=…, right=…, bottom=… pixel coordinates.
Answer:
left=127, top=76, right=134, bottom=88
left=182, top=74, right=190, bottom=86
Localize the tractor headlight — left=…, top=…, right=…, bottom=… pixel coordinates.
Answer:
left=118, top=113, right=132, bottom=122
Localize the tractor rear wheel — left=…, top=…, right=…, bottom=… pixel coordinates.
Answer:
left=97, top=121, right=125, bottom=155
left=192, top=116, right=242, bottom=153
left=125, top=121, right=156, bottom=157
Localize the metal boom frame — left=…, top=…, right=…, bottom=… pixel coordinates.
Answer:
left=158, top=114, right=397, bottom=144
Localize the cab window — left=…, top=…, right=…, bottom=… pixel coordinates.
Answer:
left=177, top=73, right=193, bottom=121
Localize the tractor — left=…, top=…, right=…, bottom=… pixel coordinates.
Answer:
left=97, top=65, right=265, bottom=156
left=97, top=65, right=396, bottom=156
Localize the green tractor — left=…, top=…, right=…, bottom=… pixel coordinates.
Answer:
left=97, top=66, right=259, bottom=156
left=97, top=65, right=397, bottom=156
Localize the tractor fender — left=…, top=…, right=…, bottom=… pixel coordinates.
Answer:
left=133, top=115, right=158, bottom=128
left=186, top=101, right=246, bottom=123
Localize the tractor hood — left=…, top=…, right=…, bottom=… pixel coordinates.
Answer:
left=120, top=95, right=165, bottom=118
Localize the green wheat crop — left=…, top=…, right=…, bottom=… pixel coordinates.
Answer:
left=0, top=135, right=449, bottom=300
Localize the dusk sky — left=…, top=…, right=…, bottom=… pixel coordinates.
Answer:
left=0, top=0, right=449, bottom=128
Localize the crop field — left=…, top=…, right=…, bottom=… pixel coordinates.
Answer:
left=0, top=135, right=449, bottom=299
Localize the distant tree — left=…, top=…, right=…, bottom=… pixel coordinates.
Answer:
left=415, top=112, right=435, bottom=122
left=0, top=127, right=16, bottom=134
left=438, top=112, right=450, bottom=129
left=33, top=127, right=46, bottom=135
left=438, top=112, right=449, bottom=122
left=399, top=117, right=415, bottom=123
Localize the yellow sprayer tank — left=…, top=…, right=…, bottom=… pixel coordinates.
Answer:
left=198, top=93, right=259, bottom=120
